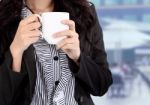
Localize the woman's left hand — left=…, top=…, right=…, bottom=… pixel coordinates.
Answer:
left=53, top=20, right=80, bottom=63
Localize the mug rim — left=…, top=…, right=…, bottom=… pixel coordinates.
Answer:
left=41, top=12, right=69, bottom=15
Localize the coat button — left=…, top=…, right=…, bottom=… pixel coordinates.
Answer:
left=53, top=56, right=59, bottom=61
left=55, top=81, right=59, bottom=86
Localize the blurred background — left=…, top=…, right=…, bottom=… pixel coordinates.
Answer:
left=91, top=0, right=150, bottom=105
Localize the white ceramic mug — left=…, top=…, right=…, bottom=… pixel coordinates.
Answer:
left=36, top=12, right=69, bottom=44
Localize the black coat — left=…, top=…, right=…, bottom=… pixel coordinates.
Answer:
left=0, top=4, right=112, bottom=105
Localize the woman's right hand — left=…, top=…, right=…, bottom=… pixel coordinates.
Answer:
left=10, top=15, right=41, bottom=72
left=11, top=15, right=41, bottom=55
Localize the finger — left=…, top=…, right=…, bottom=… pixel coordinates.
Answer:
left=25, top=22, right=41, bottom=31
left=53, top=30, right=78, bottom=38
left=61, top=44, right=74, bottom=51
left=29, top=36, right=40, bottom=44
left=25, top=30, right=41, bottom=38
left=61, top=44, right=73, bottom=55
left=22, top=14, right=39, bottom=25
left=56, top=38, right=75, bottom=49
left=61, top=20, right=75, bottom=31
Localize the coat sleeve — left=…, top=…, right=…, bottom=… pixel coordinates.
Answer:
left=0, top=49, right=27, bottom=105
left=68, top=4, right=113, bottom=96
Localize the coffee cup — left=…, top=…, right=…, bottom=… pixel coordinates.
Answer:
left=36, top=12, right=69, bottom=44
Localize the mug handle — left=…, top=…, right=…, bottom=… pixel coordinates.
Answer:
left=35, top=14, right=43, bottom=39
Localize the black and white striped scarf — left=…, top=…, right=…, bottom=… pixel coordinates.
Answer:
left=21, top=4, right=78, bottom=105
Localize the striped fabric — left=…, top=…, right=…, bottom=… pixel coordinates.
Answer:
left=21, top=3, right=78, bottom=105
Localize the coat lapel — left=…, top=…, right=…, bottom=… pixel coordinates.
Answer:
left=23, top=45, right=37, bottom=99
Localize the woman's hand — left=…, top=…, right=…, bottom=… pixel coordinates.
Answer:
left=54, top=20, right=80, bottom=63
left=10, top=15, right=41, bottom=72
left=10, top=15, right=41, bottom=55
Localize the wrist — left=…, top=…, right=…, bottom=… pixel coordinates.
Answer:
left=10, top=44, right=23, bottom=58
left=10, top=45, right=23, bottom=73
left=73, top=52, right=81, bottom=65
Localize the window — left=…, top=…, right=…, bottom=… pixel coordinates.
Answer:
left=123, top=15, right=138, bottom=21
left=104, top=0, right=120, bottom=6
left=143, top=0, right=150, bottom=4
left=143, top=14, right=150, bottom=22
left=123, top=0, right=138, bottom=5
left=92, top=0, right=101, bottom=7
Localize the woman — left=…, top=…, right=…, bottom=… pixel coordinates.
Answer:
left=0, top=0, right=112, bottom=105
